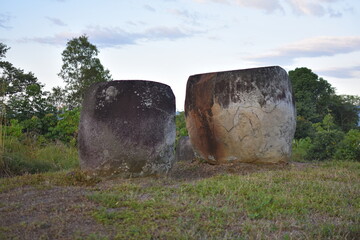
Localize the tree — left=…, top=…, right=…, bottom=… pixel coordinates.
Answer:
left=58, top=35, right=112, bottom=108
left=0, top=43, right=54, bottom=122
left=306, top=114, right=345, bottom=161
left=47, top=86, right=67, bottom=111
left=328, top=95, right=359, bottom=132
left=289, top=67, right=335, bottom=123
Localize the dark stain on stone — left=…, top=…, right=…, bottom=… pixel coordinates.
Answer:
left=79, top=80, right=175, bottom=176
left=185, top=66, right=295, bottom=164
left=185, top=73, right=216, bottom=116
left=187, top=66, right=291, bottom=110
left=276, top=88, right=287, bottom=101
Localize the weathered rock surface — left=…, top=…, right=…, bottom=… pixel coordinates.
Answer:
left=78, top=80, right=176, bottom=176
left=175, top=136, right=195, bottom=162
left=185, top=66, right=296, bottom=164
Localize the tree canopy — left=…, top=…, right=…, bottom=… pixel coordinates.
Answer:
left=58, top=35, right=112, bottom=108
left=289, top=67, right=359, bottom=138
left=0, top=44, right=55, bottom=122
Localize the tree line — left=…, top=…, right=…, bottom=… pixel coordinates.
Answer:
left=1, top=36, right=359, bottom=173
left=1, top=35, right=111, bottom=146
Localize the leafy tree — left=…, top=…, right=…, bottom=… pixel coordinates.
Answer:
left=47, top=86, right=68, bottom=111
left=334, top=129, right=360, bottom=161
left=306, top=114, right=344, bottom=161
left=0, top=43, right=55, bottom=122
left=49, top=108, right=80, bottom=146
left=328, top=95, right=359, bottom=132
left=289, top=67, right=335, bottom=123
left=289, top=67, right=359, bottom=139
left=294, top=116, right=315, bottom=139
left=58, top=35, right=112, bottom=108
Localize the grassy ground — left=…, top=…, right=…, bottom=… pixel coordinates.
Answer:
left=0, top=160, right=359, bottom=239
left=1, top=137, right=78, bottom=176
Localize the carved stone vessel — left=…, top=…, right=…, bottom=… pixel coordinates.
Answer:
left=185, top=66, right=296, bottom=164
left=79, top=80, right=176, bottom=176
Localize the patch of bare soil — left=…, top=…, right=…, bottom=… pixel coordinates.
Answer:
left=0, top=185, right=117, bottom=239
left=0, top=161, right=313, bottom=239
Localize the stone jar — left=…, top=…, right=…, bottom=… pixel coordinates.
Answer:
left=185, top=66, right=296, bottom=164
left=78, top=80, right=176, bottom=176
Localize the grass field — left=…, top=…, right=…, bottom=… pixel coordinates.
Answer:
left=0, top=160, right=359, bottom=239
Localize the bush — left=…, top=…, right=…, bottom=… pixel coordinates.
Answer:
left=49, top=108, right=80, bottom=145
left=334, top=129, right=360, bottom=161
left=306, top=130, right=345, bottom=161
left=4, top=119, right=23, bottom=138
left=295, top=116, right=315, bottom=139
left=291, top=137, right=312, bottom=162
left=1, top=136, right=79, bottom=176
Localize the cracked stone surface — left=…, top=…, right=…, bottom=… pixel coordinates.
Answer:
left=78, top=80, right=176, bottom=177
left=185, top=66, right=296, bottom=164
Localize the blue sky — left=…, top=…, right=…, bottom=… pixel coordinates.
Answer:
left=1, top=0, right=360, bottom=110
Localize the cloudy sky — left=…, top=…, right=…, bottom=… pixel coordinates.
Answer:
left=1, top=0, right=360, bottom=110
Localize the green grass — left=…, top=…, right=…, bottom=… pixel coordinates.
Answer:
left=1, top=136, right=78, bottom=176
left=86, top=161, right=360, bottom=239
left=0, top=161, right=359, bottom=239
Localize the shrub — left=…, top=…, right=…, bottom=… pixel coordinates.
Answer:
left=295, top=116, right=315, bottom=139
left=1, top=136, right=79, bottom=176
left=306, top=130, right=344, bottom=161
left=334, top=129, right=360, bottom=161
left=5, top=119, right=23, bottom=138
left=49, top=108, right=80, bottom=145
left=291, top=137, right=312, bottom=162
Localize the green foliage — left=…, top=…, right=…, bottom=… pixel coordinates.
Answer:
left=289, top=67, right=359, bottom=140
left=4, top=119, right=23, bottom=138
left=289, top=67, right=335, bottom=123
left=295, top=116, right=315, bottom=139
left=291, top=137, right=312, bottom=162
left=334, top=129, right=360, bottom=161
left=58, top=35, right=112, bottom=108
left=0, top=42, right=56, bottom=122
left=304, top=114, right=344, bottom=161
left=175, top=111, right=188, bottom=141
left=47, top=86, right=68, bottom=110
left=49, top=108, right=80, bottom=145
left=329, top=95, right=360, bottom=132
left=306, top=130, right=344, bottom=161
left=313, top=113, right=338, bottom=132
left=1, top=136, right=79, bottom=176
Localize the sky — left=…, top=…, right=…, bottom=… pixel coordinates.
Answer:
left=1, top=0, right=360, bottom=110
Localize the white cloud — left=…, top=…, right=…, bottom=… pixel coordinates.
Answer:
left=194, top=0, right=283, bottom=13
left=18, top=25, right=199, bottom=48
left=168, top=9, right=201, bottom=25
left=45, top=17, right=67, bottom=27
left=317, top=66, right=360, bottom=79
left=246, top=36, right=360, bottom=65
left=287, top=0, right=343, bottom=17
left=144, top=4, right=156, bottom=12
left=194, top=0, right=347, bottom=16
left=0, top=13, right=12, bottom=29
